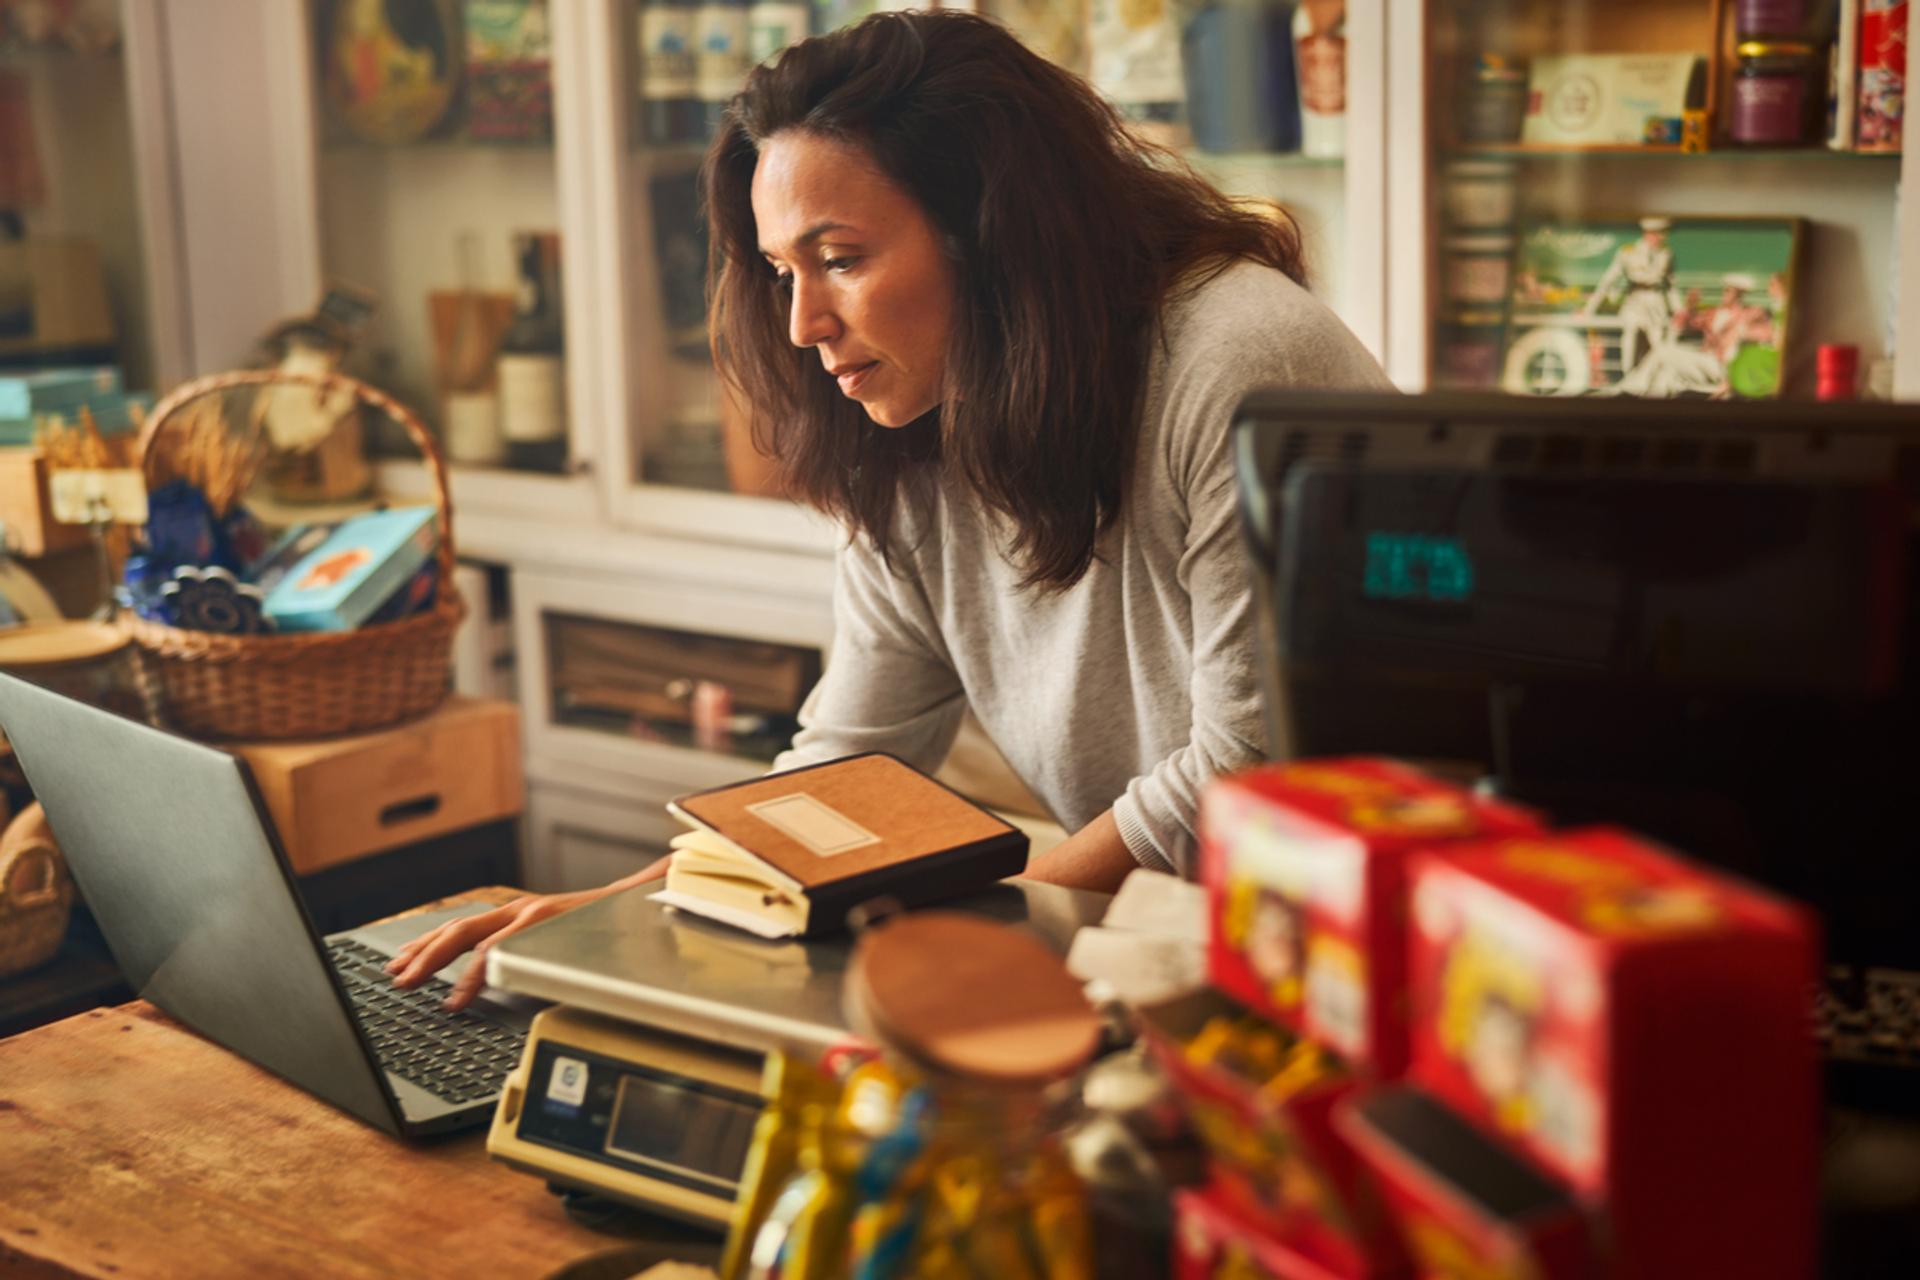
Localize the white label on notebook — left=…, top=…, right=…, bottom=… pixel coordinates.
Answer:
left=746, top=793, right=881, bottom=857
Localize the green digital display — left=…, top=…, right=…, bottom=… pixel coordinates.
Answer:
left=1363, top=533, right=1475, bottom=604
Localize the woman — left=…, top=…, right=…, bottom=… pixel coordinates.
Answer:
left=393, top=11, right=1389, bottom=1010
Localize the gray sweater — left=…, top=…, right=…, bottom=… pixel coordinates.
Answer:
left=772, top=261, right=1393, bottom=876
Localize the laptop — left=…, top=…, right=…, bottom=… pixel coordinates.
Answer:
left=0, top=671, right=538, bottom=1138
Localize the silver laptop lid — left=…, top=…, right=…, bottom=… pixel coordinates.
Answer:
left=485, top=879, right=1109, bottom=1057
left=0, top=672, right=403, bottom=1134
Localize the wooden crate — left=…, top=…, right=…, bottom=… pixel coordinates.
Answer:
left=0, top=447, right=90, bottom=557
left=230, top=696, right=523, bottom=875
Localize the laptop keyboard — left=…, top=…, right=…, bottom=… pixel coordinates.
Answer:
left=327, top=938, right=526, bottom=1106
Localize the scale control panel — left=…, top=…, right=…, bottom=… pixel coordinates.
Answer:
left=488, top=1006, right=766, bottom=1227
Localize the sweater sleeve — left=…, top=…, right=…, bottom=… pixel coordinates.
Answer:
left=1111, top=285, right=1393, bottom=876
left=771, top=532, right=968, bottom=775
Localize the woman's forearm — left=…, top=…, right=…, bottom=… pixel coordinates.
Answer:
left=1017, top=809, right=1139, bottom=894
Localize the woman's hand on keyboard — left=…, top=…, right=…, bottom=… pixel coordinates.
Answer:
left=385, top=858, right=671, bottom=1011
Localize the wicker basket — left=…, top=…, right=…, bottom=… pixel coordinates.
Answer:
left=121, top=369, right=463, bottom=740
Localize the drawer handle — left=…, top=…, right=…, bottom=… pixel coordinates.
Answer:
left=379, top=795, right=442, bottom=827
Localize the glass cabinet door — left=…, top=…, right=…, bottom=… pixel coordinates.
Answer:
left=309, top=0, right=575, bottom=476
left=610, top=0, right=1376, bottom=528
left=984, top=0, right=1366, bottom=338
left=1422, top=0, right=1907, bottom=401
left=621, top=0, right=823, bottom=502
left=0, top=5, right=157, bottom=405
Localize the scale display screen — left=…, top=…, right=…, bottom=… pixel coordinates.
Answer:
left=606, top=1070, right=761, bottom=1186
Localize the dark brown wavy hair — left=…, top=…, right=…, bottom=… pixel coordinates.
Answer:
left=706, top=10, right=1307, bottom=590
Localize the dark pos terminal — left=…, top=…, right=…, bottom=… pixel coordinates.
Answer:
left=1231, top=390, right=1920, bottom=1099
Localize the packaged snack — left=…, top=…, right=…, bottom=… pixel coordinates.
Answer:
left=1407, top=827, right=1818, bottom=1279
left=1173, top=1181, right=1364, bottom=1280
left=1336, top=1084, right=1588, bottom=1280
left=1140, top=990, right=1401, bottom=1276
left=1201, top=758, right=1541, bottom=1075
left=1858, top=0, right=1908, bottom=151
left=721, top=1052, right=837, bottom=1280
left=743, top=1099, right=862, bottom=1280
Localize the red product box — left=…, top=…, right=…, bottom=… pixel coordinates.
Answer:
left=1140, top=990, right=1403, bottom=1277
left=1406, top=827, right=1819, bottom=1279
left=1336, top=1084, right=1588, bottom=1280
left=1174, top=1182, right=1384, bottom=1280
left=1200, top=759, right=1541, bottom=1075
left=1859, top=0, right=1908, bottom=152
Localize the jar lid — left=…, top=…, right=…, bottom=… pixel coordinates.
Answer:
left=1736, top=40, right=1817, bottom=57
left=847, top=912, right=1101, bottom=1088
left=0, top=621, right=128, bottom=670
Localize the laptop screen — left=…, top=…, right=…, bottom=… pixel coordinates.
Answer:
left=0, top=673, right=400, bottom=1131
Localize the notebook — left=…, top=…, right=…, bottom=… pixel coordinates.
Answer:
left=655, top=753, right=1030, bottom=938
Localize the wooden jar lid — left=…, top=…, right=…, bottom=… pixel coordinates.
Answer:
left=0, top=621, right=128, bottom=670
left=848, top=912, right=1101, bottom=1088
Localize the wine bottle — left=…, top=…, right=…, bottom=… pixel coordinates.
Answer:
left=444, top=229, right=505, bottom=466
left=695, top=0, right=752, bottom=139
left=640, top=0, right=702, bottom=145
left=496, top=231, right=568, bottom=473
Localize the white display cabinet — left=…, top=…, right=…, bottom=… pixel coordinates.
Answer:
left=126, top=0, right=1393, bottom=550
left=510, top=554, right=833, bottom=797
left=522, top=778, right=676, bottom=892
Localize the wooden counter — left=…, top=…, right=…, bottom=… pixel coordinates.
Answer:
left=0, top=889, right=707, bottom=1279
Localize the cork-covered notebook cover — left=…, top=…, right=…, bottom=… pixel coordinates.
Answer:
left=670, top=753, right=1026, bottom=892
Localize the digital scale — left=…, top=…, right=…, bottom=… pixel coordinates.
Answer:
left=482, top=880, right=1106, bottom=1228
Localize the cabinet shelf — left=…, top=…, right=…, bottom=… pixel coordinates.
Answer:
left=1186, top=150, right=1346, bottom=169
left=1449, top=143, right=1903, bottom=163
left=319, top=137, right=557, bottom=154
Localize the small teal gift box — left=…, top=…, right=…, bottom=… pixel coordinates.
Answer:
left=261, top=506, right=437, bottom=633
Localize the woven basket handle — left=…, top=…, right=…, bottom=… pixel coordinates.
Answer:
left=135, top=369, right=458, bottom=585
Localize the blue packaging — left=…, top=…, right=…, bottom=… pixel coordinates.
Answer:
left=260, top=506, right=438, bottom=632
left=364, top=559, right=439, bottom=625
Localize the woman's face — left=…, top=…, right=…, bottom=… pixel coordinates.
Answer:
left=751, top=130, right=957, bottom=428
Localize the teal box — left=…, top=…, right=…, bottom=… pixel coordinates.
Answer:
left=0, top=390, right=152, bottom=446
left=261, top=506, right=438, bottom=632
left=0, top=367, right=121, bottom=419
